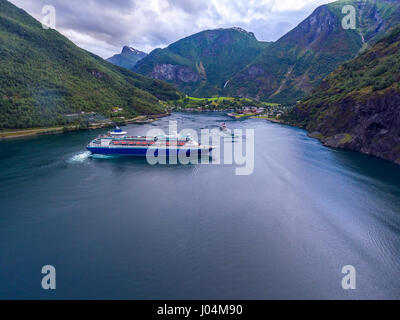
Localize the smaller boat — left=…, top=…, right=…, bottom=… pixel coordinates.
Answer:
left=219, top=122, right=236, bottom=138
left=219, top=122, right=228, bottom=131
left=109, top=126, right=127, bottom=137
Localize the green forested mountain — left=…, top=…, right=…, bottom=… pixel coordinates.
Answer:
left=107, top=46, right=147, bottom=70
left=286, top=25, right=400, bottom=164
left=0, top=0, right=180, bottom=129
left=133, top=0, right=400, bottom=104
left=133, top=27, right=271, bottom=97
left=224, top=0, right=400, bottom=104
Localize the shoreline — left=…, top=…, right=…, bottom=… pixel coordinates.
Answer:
left=249, top=116, right=283, bottom=123
left=0, top=113, right=170, bottom=141
left=275, top=117, right=400, bottom=167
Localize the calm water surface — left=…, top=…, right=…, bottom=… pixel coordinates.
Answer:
left=1, top=112, right=400, bottom=299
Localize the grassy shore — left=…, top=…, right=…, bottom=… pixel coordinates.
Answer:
left=249, top=115, right=283, bottom=123
left=173, top=96, right=280, bottom=110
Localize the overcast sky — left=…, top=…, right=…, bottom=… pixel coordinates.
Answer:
left=9, top=0, right=336, bottom=59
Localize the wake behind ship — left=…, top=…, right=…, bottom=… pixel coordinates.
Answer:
left=87, top=127, right=216, bottom=156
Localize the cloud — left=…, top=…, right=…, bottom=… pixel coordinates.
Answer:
left=8, top=0, right=335, bottom=59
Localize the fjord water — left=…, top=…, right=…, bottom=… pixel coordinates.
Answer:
left=1, top=113, right=400, bottom=299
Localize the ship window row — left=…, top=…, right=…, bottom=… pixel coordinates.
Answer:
left=111, top=141, right=187, bottom=146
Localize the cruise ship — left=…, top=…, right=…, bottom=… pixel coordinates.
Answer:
left=87, top=127, right=216, bottom=156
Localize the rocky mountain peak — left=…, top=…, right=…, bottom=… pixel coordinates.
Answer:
left=107, top=46, right=148, bottom=69
left=121, top=46, right=147, bottom=56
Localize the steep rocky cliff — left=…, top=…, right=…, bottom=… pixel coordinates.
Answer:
left=289, top=26, right=400, bottom=164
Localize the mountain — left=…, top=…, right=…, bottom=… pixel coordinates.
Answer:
left=107, top=46, right=147, bottom=69
left=133, top=27, right=271, bottom=97
left=0, top=0, right=180, bottom=129
left=224, top=0, right=400, bottom=104
left=286, top=25, right=400, bottom=164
